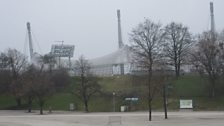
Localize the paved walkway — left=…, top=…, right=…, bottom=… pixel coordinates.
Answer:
left=0, top=110, right=224, bottom=126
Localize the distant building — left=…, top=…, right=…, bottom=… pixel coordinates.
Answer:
left=89, top=45, right=134, bottom=76
left=88, top=10, right=134, bottom=76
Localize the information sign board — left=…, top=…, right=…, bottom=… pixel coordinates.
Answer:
left=180, top=99, right=193, bottom=109
left=125, top=97, right=139, bottom=101
left=51, top=44, right=75, bottom=57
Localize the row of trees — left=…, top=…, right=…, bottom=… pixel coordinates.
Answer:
left=0, top=19, right=223, bottom=120
left=0, top=49, right=100, bottom=114
left=73, top=56, right=101, bottom=112
left=0, top=49, right=71, bottom=114
left=192, top=32, right=224, bottom=97
left=129, top=19, right=224, bottom=121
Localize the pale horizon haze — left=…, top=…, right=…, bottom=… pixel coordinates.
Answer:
left=0, top=0, right=223, bottom=59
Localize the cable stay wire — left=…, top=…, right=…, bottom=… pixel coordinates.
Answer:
left=31, top=28, right=43, bottom=55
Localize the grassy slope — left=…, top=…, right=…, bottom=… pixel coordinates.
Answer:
left=0, top=95, right=16, bottom=109
left=173, top=75, right=210, bottom=97
left=0, top=75, right=224, bottom=111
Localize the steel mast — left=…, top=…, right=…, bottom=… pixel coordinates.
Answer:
left=117, top=9, right=124, bottom=49
left=27, top=22, right=34, bottom=61
left=210, top=2, right=215, bottom=41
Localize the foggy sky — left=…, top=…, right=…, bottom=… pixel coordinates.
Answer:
left=0, top=0, right=223, bottom=59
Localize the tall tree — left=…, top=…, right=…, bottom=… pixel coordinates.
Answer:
left=164, top=22, right=193, bottom=78
left=129, top=19, right=166, bottom=121
left=32, top=56, right=56, bottom=114
left=73, top=55, right=101, bottom=112
left=51, top=68, right=70, bottom=92
left=218, top=30, right=224, bottom=76
left=0, top=53, right=11, bottom=94
left=33, top=71, right=55, bottom=114
left=5, top=49, right=27, bottom=107
left=0, top=71, right=10, bottom=94
left=0, top=52, right=9, bottom=69
left=42, top=54, right=56, bottom=73
left=21, top=56, right=69, bottom=114
left=213, top=31, right=224, bottom=93
left=21, top=65, right=38, bottom=112
left=192, top=31, right=223, bottom=97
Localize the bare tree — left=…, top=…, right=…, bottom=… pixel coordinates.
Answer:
left=73, top=55, right=101, bottom=112
left=41, top=54, right=70, bottom=91
left=34, top=72, right=55, bottom=114
left=129, top=19, right=166, bottom=121
left=218, top=30, right=224, bottom=76
left=219, top=30, right=224, bottom=41
left=20, top=64, right=39, bottom=112
left=0, top=52, right=9, bottom=69
left=164, top=22, right=193, bottom=78
left=51, top=68, right=71, bottom=92
left=0, top=53, right=11, bottom=94
left=0, top=70, right=11, bottom=95
left=21, top=55, right=69, bottom=114
left=42, top=54, right=56, bottom=73
left=191, top=31, right=223, bottom=97
left=5, top=49, right=27, bottom=107
left=31, top=56, right=57, bottom=114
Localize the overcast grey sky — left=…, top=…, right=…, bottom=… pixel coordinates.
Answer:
left=0, top=0, right=223, bottom=59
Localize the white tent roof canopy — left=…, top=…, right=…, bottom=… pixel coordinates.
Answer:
left=89, top=45, right=133, bottom=66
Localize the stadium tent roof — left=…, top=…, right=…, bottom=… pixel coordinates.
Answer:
left=89, top=45, right=133, bottom=66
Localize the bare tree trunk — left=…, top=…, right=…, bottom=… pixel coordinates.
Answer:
left=148, top=99, right=152, bottom=121
left=175, top=66, right=179, bottom=79
left=174, top=46, right=179, bottom=79
left=40, top=106, right=43, bottom=115
left=212, top=83, right=215, bottom=97
left=28, top=97, right=32, bottom=113
left=148, top=68, right=152, bottom=121
left=81, top=72, right=89, bottom=113
left=208, top=73, right=216, bottom=98
left=84, top=99, right=89, bottom=112
left=16, top=98, right=21, bottom=107
left=175, top=59, right=180, bottom=79
left=210, top=79, right=216, bottom=97
left=177, top=58, right=181, bottom=78
left=39, top=100, right=44, bottom=115
left=163, top=84, right=168, bottom=119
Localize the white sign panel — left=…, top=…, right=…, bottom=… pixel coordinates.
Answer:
left=180, top=99, right=193, bottom=109
left=125, top=97, right=139, bottom=101
left=51, top=44, right=75, bottom=57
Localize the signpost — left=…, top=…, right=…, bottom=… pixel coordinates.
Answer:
left=113, top=92, right=116, bottom=112
left=180, top=99, right=193, bottom=109
left=51, top=44, right=75, bottom=68
left=125, top=97, right=139, bottom=101
left=125, top=97, right=139, bottom=111
left=51, top=44, right=75, bottom=57
left=163, top=84, right=168, bottom=119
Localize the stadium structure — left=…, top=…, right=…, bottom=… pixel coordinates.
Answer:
left=25, top=2, right=216, bottom=76
left=26, top=22, right=75, bottom=69
left=89, top=10, right=134, bottom=76
left=90, top=1, right=217, bottom=76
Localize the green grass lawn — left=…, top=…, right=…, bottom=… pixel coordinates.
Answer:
left=44, top=93, right=76, bottom=110
left=0, top=95, right=16, bottom=109
left=0, top=75, right=224, bottom=112
left=172, top=75, right=210, bottom=97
